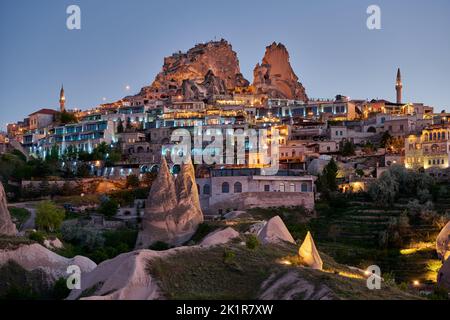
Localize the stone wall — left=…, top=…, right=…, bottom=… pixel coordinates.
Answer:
left=206, top=191, right=314, bottom=215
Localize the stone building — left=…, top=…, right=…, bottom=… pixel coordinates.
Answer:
left=196, top=168, right=315, bottom=215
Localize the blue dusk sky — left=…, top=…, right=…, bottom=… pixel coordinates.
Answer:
left=1, top=0, right=449, bottom=129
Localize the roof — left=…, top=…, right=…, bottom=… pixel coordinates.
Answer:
left=29, top=108, right=58, bottom=116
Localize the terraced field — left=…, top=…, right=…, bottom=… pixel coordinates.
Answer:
left=299, top=195, right=446, bottom=284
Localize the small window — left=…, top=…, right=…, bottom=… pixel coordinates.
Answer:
left=290, top=183, right=296, bottom=192
left=222, top=182, right=230, bottom=193
left=264, top=185, right=270, bottom=192
left=301, top=183, right=308, bottom=192
left=234, top=182, right=242, bottom=193
left=279, top=183, right=285, bottom=192
left=203, top=184, right=210, bottom=195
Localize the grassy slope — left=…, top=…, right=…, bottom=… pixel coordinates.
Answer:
left=147, top=239, right=420, bottom=300
left=249, top=195, right=444, bottom=284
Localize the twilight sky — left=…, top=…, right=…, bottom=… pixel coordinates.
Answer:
left=1, top=0, right=450, bottom=129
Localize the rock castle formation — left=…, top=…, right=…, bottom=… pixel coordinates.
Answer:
left=132, top=39, right=308, bottom=103
left=0, top=182, right=17, bottom=236
left=139, top=39, right=249, bottom=101
left=253, top=42, right=308, bottom=101
left=136, top=158, right=204, bottom=248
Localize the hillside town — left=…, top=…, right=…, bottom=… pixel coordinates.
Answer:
left=1, top=39, right=449, bottom=301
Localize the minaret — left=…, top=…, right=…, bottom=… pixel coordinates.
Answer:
left=59, top=84, right=66, bottom=112
left=395, top=68, right=402, bottom=104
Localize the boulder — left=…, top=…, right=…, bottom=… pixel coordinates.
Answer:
left=436, top=220, right=450, bottom=261
left=253, top=42, right=308, bottom=101
left=44, top=237, right=64, bottom=250
left=257, top=216, right=295, bottom=245
left=298, top=232, right=323, bottom=270
left=200, top=227, right=240, bottom=247
left=0, top=182, right=17, bottom=236
left=437, top=257, right=450, bottom=291
left=0, top=243, right=96, bottom=282
left=67, top=248, right=187, bottom=300
left=259, top=271, right=335, bottom=300
left=136, top=159, right=204, bottom=248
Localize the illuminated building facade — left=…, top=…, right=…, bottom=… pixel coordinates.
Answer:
left=405, top=124, right=450, bottom=170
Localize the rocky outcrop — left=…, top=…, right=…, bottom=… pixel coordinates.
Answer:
left=438, top=257, right=450, bottom=291
left=257, top=216, right=295, bottom=244
left=253, top=42, right=308, bottom=101
left=0, top=182, right=17, bottom=236
left=437, top=221, right=450, bottom=261
left=67, top=249, right=175, bottom=300
left=200, top=227, right=240, bottom=247
left=259, top=271, right=335, bottom=300
left=44, top=237, right=64, bottom=250
left=141, top=39, right=249, bottom=100
left=0, top=243, right=96, bottom=284
left=298, top=232, right=323, bottom=270
left=136, top=159, right=204, bottom=248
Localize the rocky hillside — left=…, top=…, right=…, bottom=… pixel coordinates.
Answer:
left=67, top=216, right=419, bottom=301
left=67, top=238, right=419, bottom=300
left=253, top=42, right=308, bottom=101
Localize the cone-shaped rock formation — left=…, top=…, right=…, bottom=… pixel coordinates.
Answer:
left=437, top=220, right=450, bottom=261
left=257, top=216, right=295, bottom=244
left=0, top=182, right=17, bottom=236
left=136, top=159, right=204, bottom=248
left=298, top=232, right=323, bottom=270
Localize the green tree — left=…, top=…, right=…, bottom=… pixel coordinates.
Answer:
left=317, top=158, right=339, bottom=193
left=98, top=199, right=119, bottom=218
left=341, top=141, right=355, bottom=156
left=35, top=201, right=65, bottom=232
left=368, top=171, right=399, bottom=206
left=58, top=111, right=78, bottom=125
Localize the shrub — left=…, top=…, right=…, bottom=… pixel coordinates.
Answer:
left=51, top=278, right=71, bottom=300
left=246, top=235, right=260, bottom=250
left=98, top=199, right=119, bottom=217
left=35, top=201, right=65, bottom=232
left=223, top=249, right=236, bottom=263
left=28, top=231, right=46, bottom=244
